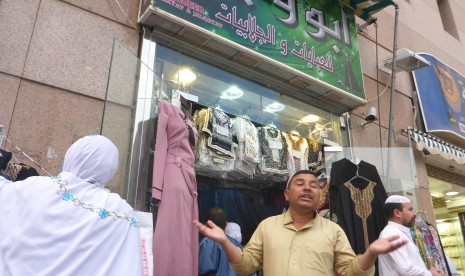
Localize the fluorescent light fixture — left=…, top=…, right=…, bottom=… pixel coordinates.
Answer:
left=445, top=199, right=451, bottom=203
left=430, top=192, right=443, bottom=198
left=378, top=48, right=431, bottom=74
left=264, top=102, right=285, bottom=113
left=445, top=191, right=459, bottom=196
left=221, top=86, right=243, bottom=100
left=436, top=219, right=444, bottom=223
left=301, top=114, right=320, bottom=123
left=175, top=68, right=197, bottom=84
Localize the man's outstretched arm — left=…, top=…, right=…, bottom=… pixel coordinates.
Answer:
left=194, top=220, right=243, bottom=263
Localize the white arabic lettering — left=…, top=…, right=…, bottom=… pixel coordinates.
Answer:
left=285, top=39, right=334, bottom=73
left=306, top=8, right=351, bottom=46
left=274, top=0, right=296, bottom=26
left=215, top=3, right=276, bottom=46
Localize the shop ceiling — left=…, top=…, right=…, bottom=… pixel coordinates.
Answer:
left=140, top=9, right=364, bottom=115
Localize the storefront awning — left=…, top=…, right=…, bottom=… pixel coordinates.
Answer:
left=404, top=128, right=465, bottom=164
left=339, top=0, right=396, bottom=21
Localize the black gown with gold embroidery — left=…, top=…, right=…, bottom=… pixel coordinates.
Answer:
left=329, top=158, right=388, bottom=256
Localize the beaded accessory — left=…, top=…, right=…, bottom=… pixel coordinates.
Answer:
left=53, top=176, right=138, bottom=227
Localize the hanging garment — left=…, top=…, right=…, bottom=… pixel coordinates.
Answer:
left=257, top=126, right=289, bottom=176
left=329, top=158, right=388, bottom=255
left=152, top=101, right=199, bottom=276
left=426, top=222, right=451, bottom=276
left=410, top=218, right=450, bottom=275
left=0, top=135, right=143, bottom=276
left=231, top=117, right=260, bottom=178
left=283, top=132, right=309, bottom=175
left=307, top=138, right=324, bottom=172
left=193, top=108, right=235, bottom=174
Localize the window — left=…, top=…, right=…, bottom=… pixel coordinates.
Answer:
left=437, top=0, right=460, bottom=40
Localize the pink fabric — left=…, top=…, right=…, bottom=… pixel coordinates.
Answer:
left=152, top=101, right=199, bottom=276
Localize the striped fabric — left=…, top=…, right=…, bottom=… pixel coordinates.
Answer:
left=405, top=128, right=465, bottom=164
left=339, top=0, right=396, bottom=21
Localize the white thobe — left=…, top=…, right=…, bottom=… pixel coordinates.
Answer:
left=378, top=221, right=431, bottom=276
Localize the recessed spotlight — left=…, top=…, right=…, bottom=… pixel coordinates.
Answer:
left=445, top=191, right=459, bottom=196
left=264, top=102, right=285, bottom=113
left=221, top=86, right=243, bottom=100
left=301, top=114, right=320, bottom=123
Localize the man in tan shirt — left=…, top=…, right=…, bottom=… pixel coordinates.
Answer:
left=194, top=170, right=407, bottom=276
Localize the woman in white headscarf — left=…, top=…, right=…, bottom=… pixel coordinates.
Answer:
left=0, top=135, right=143, bottom=276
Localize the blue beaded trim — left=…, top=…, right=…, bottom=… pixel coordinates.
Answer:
left=53, top=176, right=138, bottom=227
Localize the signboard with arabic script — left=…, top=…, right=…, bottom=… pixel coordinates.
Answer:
left=155, top=0, right=365, bottom=99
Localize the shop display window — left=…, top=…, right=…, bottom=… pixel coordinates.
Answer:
left=437, top=217, right=465, bottom=275
left=102, top=40, right=347, bottom=209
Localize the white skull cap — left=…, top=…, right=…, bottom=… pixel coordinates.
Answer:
left=385, top=195, right=411, bottom=204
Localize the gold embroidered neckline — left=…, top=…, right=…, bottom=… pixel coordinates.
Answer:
left=287, top=132, right=304, bottom=150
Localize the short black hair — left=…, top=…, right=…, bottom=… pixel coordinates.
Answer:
left=206, top=207, right=228, bottom=230
left=286, top=170, right=318, bottom=189
left=384, top=203, right=403, bottom=219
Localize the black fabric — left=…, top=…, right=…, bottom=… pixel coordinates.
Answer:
left=4, top=162, right=39, bottom=181
left=0, top=149, right=12, bottom=170
left=15, top=163, right=39, bottom=181
left=329, top=158, right=388, bottom=269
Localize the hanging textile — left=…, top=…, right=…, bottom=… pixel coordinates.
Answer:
left=231, top=116, right=260, bottom=178
left=256, top=126, right=289, bottom=176
left=152, top=101, right=199, bottom=276
left=283, top=132, right=309, bottom=176
left=329, top=158, right=388, bottom=254
left=410, top=217, right=450, bottom=275
left=193, top=108, right=235, bottom=175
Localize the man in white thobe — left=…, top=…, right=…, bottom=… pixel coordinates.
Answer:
left=378, top=195, right=443, bottom=276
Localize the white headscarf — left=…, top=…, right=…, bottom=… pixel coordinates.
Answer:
left=63, top=135, right=119, bottom=188
left=225, top=222, right=242, bottom=243
left=0, top=135, right=143, bottom=276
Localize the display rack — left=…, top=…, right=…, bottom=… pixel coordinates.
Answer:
left=437, top=217, right=465, bottom=275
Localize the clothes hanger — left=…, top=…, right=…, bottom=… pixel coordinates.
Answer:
left=212, top=97, right=223, bottom=111
left=348, top=164, right=371, bottom=183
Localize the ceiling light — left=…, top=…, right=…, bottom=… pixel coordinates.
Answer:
left=175, top=68, right=197, bottom=84
left=221, top=86, right=243, bottom=100
left=436, top=219, right=444, bottom=223
left=301, top=114, right=320, bottom=123
left=430, top=192, right=443, bottom=198
left=445, top=200, right=451, bottom=203
left=445, top=191, right=459, bottom=196
left=264, top=102, right=285, bottom=113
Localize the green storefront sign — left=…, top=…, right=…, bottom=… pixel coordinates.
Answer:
left=155, top=0, right=365, bottom=99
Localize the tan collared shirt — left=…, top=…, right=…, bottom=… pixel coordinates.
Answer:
left=230, top=211, right=374, bottom=276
